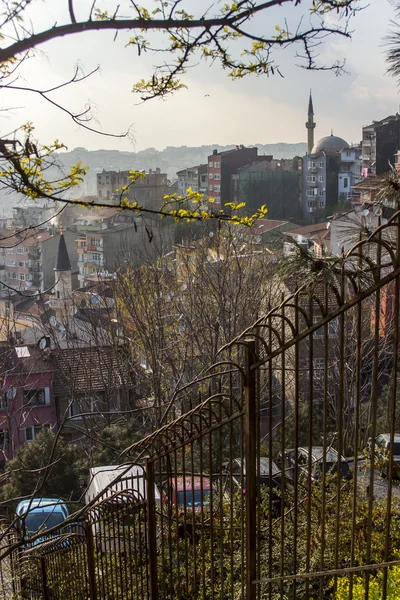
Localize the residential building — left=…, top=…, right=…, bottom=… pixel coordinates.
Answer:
left=76, top=217, right=173, bottom=285
left=233, top=158, right=302, bottom=220
left=242, top=219, right=298, bottom=250
left=176, top=165, right=206, bottom=194
left=351, top=177, right=384, bottom=206
left=0, top=229, right=51, bottom=294
left=12, top=203, right=59, bottom=231
left=97, top=168, right=168, bottom=210
left=207, top=146, right=259, bottom=207
left=338, top=146, right=362, bottom=201
left=283, top=222, right=331, bottom=257
left=361, top=114, right=400, bottom=177
left=0, top=345, right=57, bottom=463
left=51, top=345, right=136, bottom=443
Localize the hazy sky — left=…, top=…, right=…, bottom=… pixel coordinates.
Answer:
left=2, top=1, right=398, bottom=152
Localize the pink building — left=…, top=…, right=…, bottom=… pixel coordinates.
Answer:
left=1, top=228, right=50, bottom=293
left=0, top=345, right=57, bottom=465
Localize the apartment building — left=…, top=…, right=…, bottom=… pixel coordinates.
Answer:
left=207, top=146, right=259, bottom=207
left=97, top=168, right=168, bottom=210
left=1, top=229, right=51, bottom=294
left=362, top=114, right=400, bottom=177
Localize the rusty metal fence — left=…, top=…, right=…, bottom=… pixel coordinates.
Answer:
left=4, top=212, right=400, bottom=599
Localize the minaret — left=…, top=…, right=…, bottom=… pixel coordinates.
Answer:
left=52, top=225, right=72, bottom=307
left=306, top=91, right=316, bottom=155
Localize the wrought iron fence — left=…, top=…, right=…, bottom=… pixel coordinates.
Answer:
left=4, top=213, right=400, bottom=599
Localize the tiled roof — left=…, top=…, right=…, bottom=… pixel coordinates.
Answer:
left=51, top=345, right=134, bottom=396
left=247, top=219, right=288, bottom=235
left=284, top=223, right=329, bottom=238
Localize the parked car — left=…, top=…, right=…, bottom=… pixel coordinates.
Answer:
left=221, top=457, right=285, bottom=516
left=162, top=476, right=214, bottom=512
left=373, top=433, right=400, bottom=478
left=16, top=498, right=69, bottom=545
left=278, top=447, right=352, bottom=485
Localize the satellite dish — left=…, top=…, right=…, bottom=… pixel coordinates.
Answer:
left=5, top=387, right=16, bottom=400
left=209, top=231, right=214, bottom=238
left=361, top=209, right=369, bottom=217
left=38, top=336, right=50, bottom=351
left=374, top=206, right=383, bottom=216
left=381, top=218, right=388, bottom=225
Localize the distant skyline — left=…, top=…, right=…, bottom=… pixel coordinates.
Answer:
left=2, top=1, right=398, bottom=153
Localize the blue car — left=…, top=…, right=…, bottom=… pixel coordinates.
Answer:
left=16, top=498, right=69, bottom=545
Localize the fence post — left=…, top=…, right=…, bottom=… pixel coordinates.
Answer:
left=146, top=458, right=158, bottom=600
left=245, top=338, right=257, bottom=600
left=40, top=557, right=50, bottom=600
left=86, top=522, right=98, bottom=600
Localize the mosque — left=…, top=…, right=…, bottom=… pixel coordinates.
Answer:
left=302, top=93, right=357, bottom=220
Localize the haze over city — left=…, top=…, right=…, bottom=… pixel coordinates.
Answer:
left=2, top=0, right=397, bottom=152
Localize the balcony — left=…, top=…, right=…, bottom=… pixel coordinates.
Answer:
left=87, top=244, right=103, bottom=252
left=29, top=263, right=41, bottom=273
left=28, top=250, right=40, bottom=260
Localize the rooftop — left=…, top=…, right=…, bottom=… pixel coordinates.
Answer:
left=311, top=134, right=349, bottom=156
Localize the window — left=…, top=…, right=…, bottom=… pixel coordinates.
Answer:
left=307, top=189, right=314, bottom=197
left=208, top=161, right=213, bottom=167
left=23, top=388, right=50, bottom=407
left=307, top=175, right=316, bottom=183
left=319, top=201, right=324, bottom=208
left=313, top=315, right=323, bottom=338
left=308, top=160, right=315, bottom=169
left=25, top=424, right=50, bottom=442
left=314, top=358, right=325, bottom=370
left=319, top=161, right=324, bottom=168
left=328, top=318, right=339, bottom=337
left=209, top=173, right=213, bottom=179
left=92, top=252, right=102, bottom=265
left=319, top=189, right=324, bottom=197
left=214, top=185, right=220, bottom=192
left=6, top=249, right=14, bottom=255
left=19, top=274, right=25, bottom=281
left=90, top=238, right=102, bottom=247
left=318, top=175, right=324, bottom=182
left=214, top=162, right=219, bottom=169
left=214, top=195, right=220, bottom=203
left=307, top=200, right=315, bottom=208
left=209, top=185, right=213, bottom=192
left=68, top=397, right=95, bottom=420
left=214, top=173, right=220, bottom=180
left=344, top=177, right=349, bottom=189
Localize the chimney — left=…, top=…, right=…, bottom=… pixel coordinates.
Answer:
left=213, top=149, right=218, bottom=155
left=156, top=167, right=160, bottom=174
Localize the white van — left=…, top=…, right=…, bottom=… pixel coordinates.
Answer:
left=85, top=464, right=161, bottom=553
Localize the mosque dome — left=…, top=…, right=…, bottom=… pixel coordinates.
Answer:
left=311, top=134, right=349, bottom=155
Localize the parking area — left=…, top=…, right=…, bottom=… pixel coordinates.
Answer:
left=348, top=459, right=400, bottom=501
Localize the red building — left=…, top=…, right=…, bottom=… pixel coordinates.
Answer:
left=0, top=345, right=57, bottom=465
left=207, top=146, right=259, bottom=207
